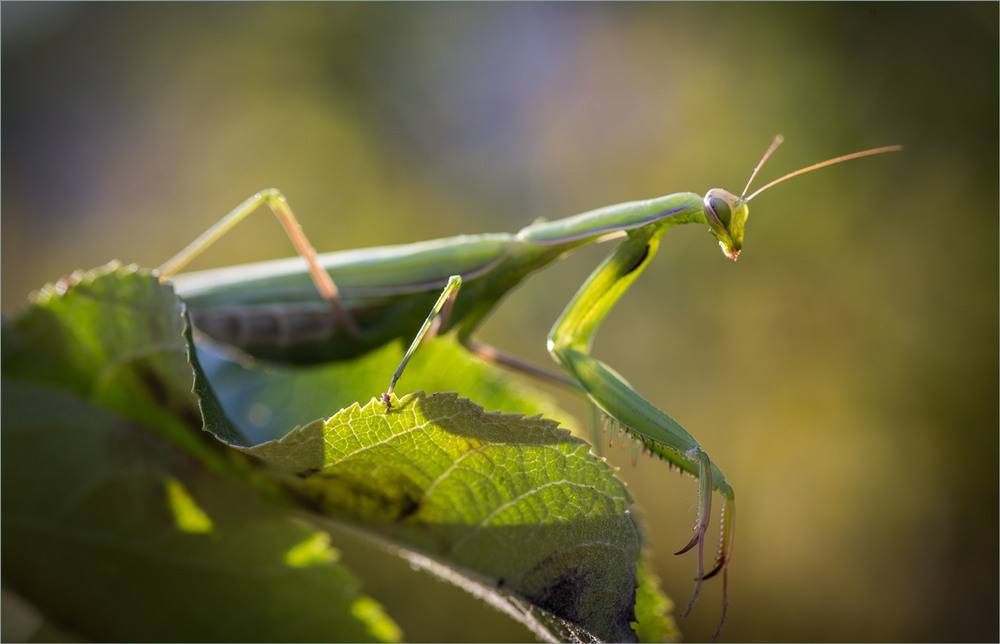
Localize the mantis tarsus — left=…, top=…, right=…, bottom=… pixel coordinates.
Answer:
left=159, top=136, right=900, bottom=639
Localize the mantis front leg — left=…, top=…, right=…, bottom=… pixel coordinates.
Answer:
left=547, top=225, right=735, bottom=638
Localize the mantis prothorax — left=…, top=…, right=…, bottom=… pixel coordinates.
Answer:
left=159, top=136, right=901, bottom=638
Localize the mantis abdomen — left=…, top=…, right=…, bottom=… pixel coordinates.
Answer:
left=175, top=231, right=572, bottom=363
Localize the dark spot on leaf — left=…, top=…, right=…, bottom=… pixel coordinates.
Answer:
left=134, top=361, right=169, bottom=406
left=521, top=550, right=639, bottom=642
left=242, top=453, right=267, bottom=468
left=131, top=360, right=201, bottom=430
left=176, top=405, right=203, bottom=431
left=296, top=469, right=424, bottom=523
left=531, top=565, right=589, bottom=622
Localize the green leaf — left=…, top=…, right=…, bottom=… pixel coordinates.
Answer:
left=199, top=332, right=664, bottom=642
left=3, top=261, right=248, bottom=453
left=203, top=335, right=675, bottom=642
left=245, top=392, right=642, bottom=643
left=3, top=263, right=674, bottom=642
left=2, top=263, right=399, bottom=642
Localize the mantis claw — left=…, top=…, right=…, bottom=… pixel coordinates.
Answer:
left=702, top=560, right=725, bottom=580
left=675, top=530, right=703, bottom=556
left=677, top=450, right=714, bottom=617
left=680, top=532, right=706, bottom=618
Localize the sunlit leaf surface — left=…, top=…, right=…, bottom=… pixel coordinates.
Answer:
left=247, top=392, right=642, bottom=642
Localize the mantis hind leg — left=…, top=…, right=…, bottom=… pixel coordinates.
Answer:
left=158, top=189, right=359, bottom=336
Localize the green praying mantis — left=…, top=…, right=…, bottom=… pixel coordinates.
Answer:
left=159, top=135, right=900, bottom=638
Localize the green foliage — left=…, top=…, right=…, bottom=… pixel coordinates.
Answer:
left=2, top=263, right=675, bottom=642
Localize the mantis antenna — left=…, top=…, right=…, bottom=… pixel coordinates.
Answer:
left=740, top=135, right=903, bottom=204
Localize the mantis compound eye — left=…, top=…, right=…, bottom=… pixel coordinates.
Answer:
left=706, top=192, right=734, bottom=228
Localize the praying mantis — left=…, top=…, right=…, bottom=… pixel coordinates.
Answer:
left=159, top=136, right=900, bottom=639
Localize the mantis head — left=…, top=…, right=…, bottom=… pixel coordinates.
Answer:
left=703, top=188, right=749, bottom=261
left=703, top=136, right=902, bottom=261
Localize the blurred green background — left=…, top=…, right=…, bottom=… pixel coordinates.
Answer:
left=2, top=3, right=996, bottom=642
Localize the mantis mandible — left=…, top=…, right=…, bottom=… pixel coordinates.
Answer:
left=159, top=136, right=900, bottom=638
